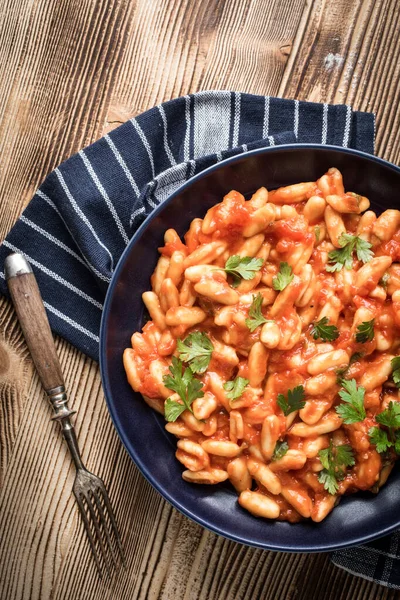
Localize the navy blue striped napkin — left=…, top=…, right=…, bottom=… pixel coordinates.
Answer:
left=2, top=91, right=397, bottom=588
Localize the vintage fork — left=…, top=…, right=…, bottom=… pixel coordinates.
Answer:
left=5, top=252, right=125, bottom=578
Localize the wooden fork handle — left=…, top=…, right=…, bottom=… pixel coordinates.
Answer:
left=5, top=252, right=64, bottom=392
left=5, top=253, right=82, bottom=469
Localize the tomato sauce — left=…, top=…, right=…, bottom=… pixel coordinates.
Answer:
left=158, top=239, right=188, bottom=257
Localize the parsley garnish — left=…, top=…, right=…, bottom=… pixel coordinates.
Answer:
left=310, top=317, right=339, bottom=342
left=223, top=376, right=249, bottom=401
left=277, top=385, right=306, bottom=416
left=337, top=352, right=365, bottom=382
left=355, top=319, right=375, bottom=343
left=318, top=441, right=355, bottom=495
left=314, top=225, right=321, bottom=243
left=369, top=401, right=400, bottom=454
left=223, top=255, right=264, bottom=288
left=368, top=427, right=395, bottom=454
left=335, top=379, right=366, bottom=424
left=177, top=332, right=213, bottom=374
left=336, top=368, right=347, bottom=383
left=391, top=357, right=400, bottom=388
left=163, top=356, right=204, bottom=422
left=245, top=293, right=269, bottom=332
left=350, top=351, right=364, bottom=364
left=380, top=273, right=390, bottom=289
left=272, top=262, right=294, bottom=291
left=272, top=440, right=289, bottom=461
left=326, top=233, right=374, bottom=272
left=376, top=401, right=400, bottom=429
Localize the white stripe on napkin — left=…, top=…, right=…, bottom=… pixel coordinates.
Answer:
left=79, top=150, right=130, bottom=245
left=20, top=215, right=95, bottom=270
left=105, top=134, right=140, bottom=197
left=157, top=104, right=177, bottom=166
left=343, top=105, right=352, bottom=147
left=294, top=99, right=299, bottom=137
left=36, top=190, right=111, bottom=283
left=130, top=118, right=156, bottom=178
left=322, top=103, right=329, bottom=144
left=184, top=95, right=191, bottom=161
left=263, top=96, right=270, bottom=138
left=232, top=92, right=241, bottom=147
left=44, top=301, right=100, bottom=342
left=193, top=90, right=231, bottom=157
left=55, top=168, right=115, bottom=268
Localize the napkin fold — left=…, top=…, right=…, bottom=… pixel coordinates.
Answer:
left=2, top=90, right=397, bottom=588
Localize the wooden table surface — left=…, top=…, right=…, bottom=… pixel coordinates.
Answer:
left=1, top=1, right=400, bottom=598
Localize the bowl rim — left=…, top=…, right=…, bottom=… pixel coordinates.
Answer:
left=99, top=143, right=400, bottom=552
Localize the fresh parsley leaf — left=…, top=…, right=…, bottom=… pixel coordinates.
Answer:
left=277, top=385, right=306, bottom=416
left=376, top=401, right=400, bottom=429
left=335, top=379, right=366, bottom=424
left=336, top=368, right=348, bottom=383
left=380, top=272, right=390, bottom=289
left=337, top=352, right=365, bottom=382
left=223, top=376, right=249, bottom=401
left=177, top=331, right=213, bottom=374
left=314, top=225, right=321, bottom=243
left=350, top=351, right=364, bottom=365
left=164, top=397, right=186, bottom=422
left=245, top=293, right=269, bottom=332
left=369, top=402, right=400, bottom=455
left=163, top=356, right=204, bottom=422
left=318, top=470, right=339, bottom=495
left=272, top=262, right=294, bottom=291
left=318, top=447, right=331, bottom=471
left=272, top=440, right=289, bottom=461
left=355, top=319, right=375, bottom=343
left=223, top=255, right=264, bottom=288
left=354, top=236, right=375, bottom=263
left=391, top=357, right=400, bottom=388
left=326, top=246, right=353, bottom=273
left=326, top=233, right=373, bottom=272
left=368, top=426, right=392, bottom=454
left=339, top=351, right=364, bottom=373
left=318, top=441, right=355, bottom=495
left=310, top=317, right=340, bottom=342
left=333, top=444, right=355, bottom=469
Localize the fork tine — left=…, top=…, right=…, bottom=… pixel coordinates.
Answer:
left=82, top=490, right=112, bottom=578
left=74, top=491, right=104, bottom=578
left=92, top=488, right=118, bottom=570
left=97, top=481, right=126, bottom=567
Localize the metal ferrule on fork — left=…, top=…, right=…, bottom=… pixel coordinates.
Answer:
left=47, top=385, right=76, bottom=421
left=47, top=385, right=84, bottom=471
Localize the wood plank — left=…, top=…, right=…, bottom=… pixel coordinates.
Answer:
left=0, top=0, right=399, bottom=598
left=279, top=0, right=400, bottom=163
left=199, top=0, right=306, bottom=94
left=0, top=300, right=32, bottom=486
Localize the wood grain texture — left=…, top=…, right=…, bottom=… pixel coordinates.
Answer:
left=279, top=0, right=400, bottom=164
left=0, top=0, right=399, bottom=599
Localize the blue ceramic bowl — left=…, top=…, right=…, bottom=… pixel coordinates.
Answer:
left=100, top=144, right=400, bottom=552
